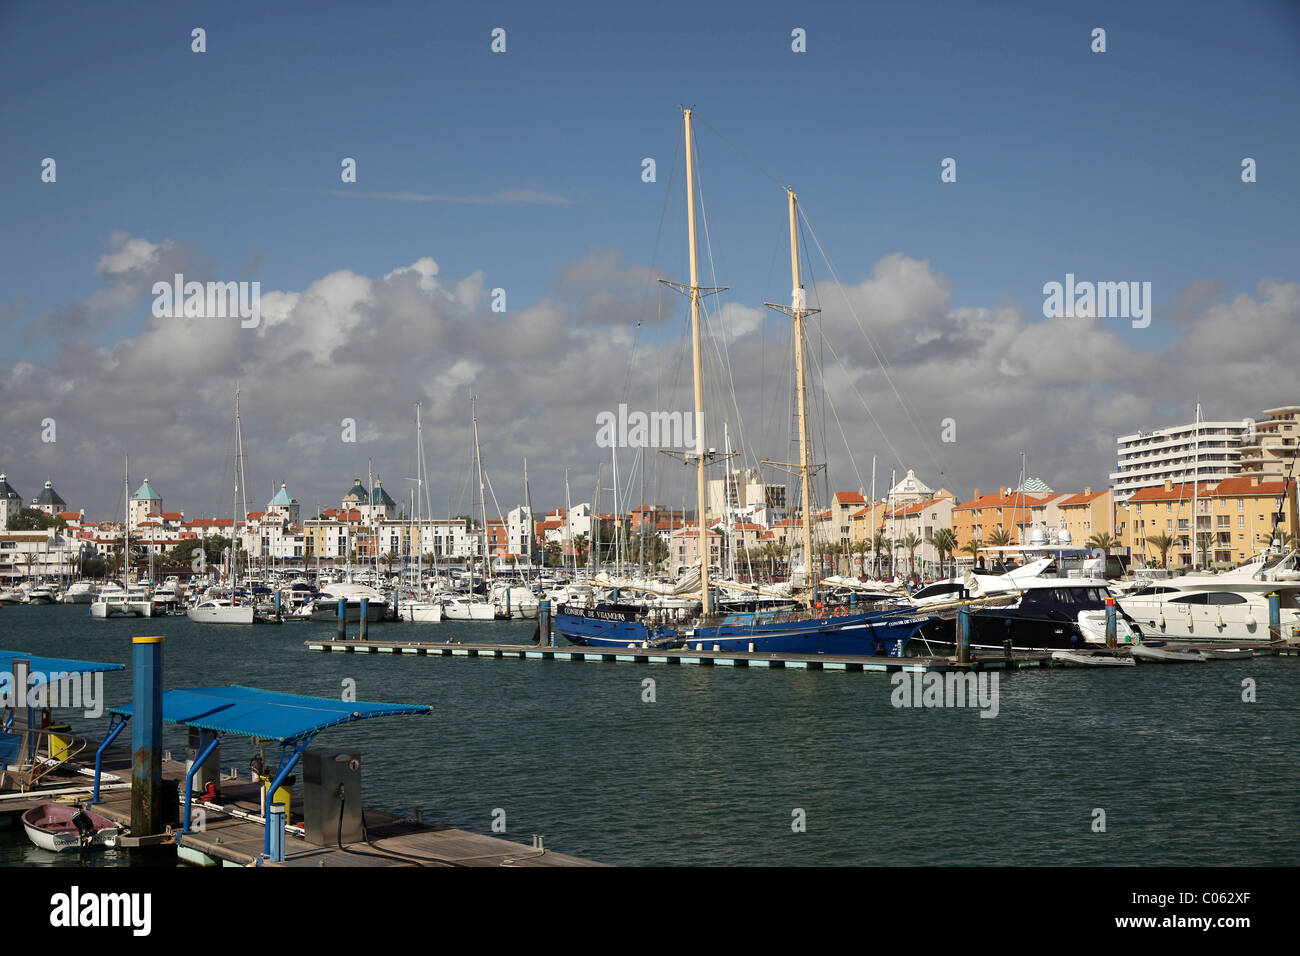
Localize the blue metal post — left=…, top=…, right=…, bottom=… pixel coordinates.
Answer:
left=263, top=749, right=303, bottom=859
left=1105, top=597, right=1117, bottom=648
left=538, top=599, right=551, bottom=647
left=274, top=591, right=282, bottom=617
left=183, top=733, right=221, bottom=832
left=268, top=804, right=286, bottom=862
left=1269, top=592, right=1281, bottom=641
left=91, top=718, right=128, bottom=806
left=336, top=598, right=346, bottom=641
left=956, top=606, right=971, bottom=664
left=359, top=599, right=369, bottom=640
left=131, top=636, right=164, bottom=838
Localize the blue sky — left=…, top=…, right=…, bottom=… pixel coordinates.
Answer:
left=2, top=0, right=1299, bottom=517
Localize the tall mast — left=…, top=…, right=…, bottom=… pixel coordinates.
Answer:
left=761, top=188, right=820, bottom=602
left=564, top=468, right=573, bottom=575
left=1192, top=401, right=1201, bottom=569
left=789, top=189, right=817, bottom=597
left=684, top=109, right=709, bottom=611
left=235, top=385, right=247, bottom=590
left=523, top=457, right=533, bottom=568
left=472, top=395, right=488, bottom=584
left=124, top=455, right=130, bottom=586
left=416, top=402, right=423, bottom=586
left=656, top=109, right=728, bottom=612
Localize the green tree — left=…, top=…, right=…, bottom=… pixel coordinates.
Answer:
left=932, top=528, right=957, bottom=578
left=1086, top=531, right=1117, bottom=553
left=871, top=533, right=890, bottom=577
left=1145, top=533, right=1175, bottom=568
left=6, top=508, right=66, bottom=532
left=900, top=532, right=923, bottom=576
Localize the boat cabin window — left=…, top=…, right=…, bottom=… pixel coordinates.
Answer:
left=1204, top=592, right=1247, bottom=605
left=1131, top=585, right=1178, bottom=596
left=915, top=582, right=964, bottom=599
left=1170, top=594, right=1209, bottom=605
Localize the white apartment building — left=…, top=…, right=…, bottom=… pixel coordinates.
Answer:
left=1110, top=416, right=1249, bottom=502
left=1239, top=405, right=1300, bottom=481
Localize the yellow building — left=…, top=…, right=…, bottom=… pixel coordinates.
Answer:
left=1121, top=477, right=1297, bottom=569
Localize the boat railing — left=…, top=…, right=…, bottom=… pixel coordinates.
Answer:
left=0, top=725, right=91, bottom=792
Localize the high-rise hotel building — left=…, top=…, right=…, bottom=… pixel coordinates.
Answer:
left=1110, top=415, right=1250, bottom=503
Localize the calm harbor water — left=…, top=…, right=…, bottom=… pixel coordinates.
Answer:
left=2, top=603, right=1297, bottom=866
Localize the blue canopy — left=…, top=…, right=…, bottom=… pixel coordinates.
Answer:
left=108, top=684, right=433, bottom=745
left=0, top=650, right=124, bottom=690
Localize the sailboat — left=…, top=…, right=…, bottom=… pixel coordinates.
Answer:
left=188, top=389, right=255, bottom=624
left=90, top=458, right=153, bottom=619
left=402, top=402, right=445, bottom=622
left=555, top=109, right=931, bottom=654
left=442, top=396, right=497, bottom=621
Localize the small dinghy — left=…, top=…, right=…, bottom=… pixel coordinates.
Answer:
left=1197, top=647, right=1255, bottom=660
left=1131, top=644, right=1207, bottom=663
left=1051, top=650, right=1136, bottom=667
left=22, top=804, right=120, bottom=852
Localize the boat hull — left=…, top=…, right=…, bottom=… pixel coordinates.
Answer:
left=556, top=605, right=674, bottom=647
left=187, top=604, right=255, bottom=624
left=442, top=601, right=496, bottom=621
left=402, top=602, right=444, bottom=623
left=918, top=611, right=1135, bottom=653
left=685, top=611, right=926, bottom=656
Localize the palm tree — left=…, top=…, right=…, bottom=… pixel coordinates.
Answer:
left=932, top=528, right=957, bottom=578
left=1145, top=533, right=1175, bottom=568
left=960, top=539, right=984, bottom=569
left=1194, top=531, right=1215, bottom=567
left=901, top=532, right=923, bottom=577
left=1087, top=531, right=1117, bottom=554
left=852, top=538, right=870, bottom=576
left=871, top=532, right=890, bottom=577
left=987, top=527, right=1013, bottom=548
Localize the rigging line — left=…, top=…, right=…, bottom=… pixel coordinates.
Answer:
left=619, top=122, right=684, bottom=408
left=797, top=202, right=947, bottom=480
left=693, top=140, right=758, bottom=476
left=807, top=331, right=869, bottom=505
left=806, top=309, right=911, bottom=474
left=695, top=116, right=787, bottom=192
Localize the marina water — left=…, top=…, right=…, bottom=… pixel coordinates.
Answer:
left=2, top=604, right=1296, bottom=866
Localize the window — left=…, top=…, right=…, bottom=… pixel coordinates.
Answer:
left=1205, top=592, right=1246, bottom=605
left=1238, top=500, right=1245, bottom=512
left=1171, top=593, right=1209, bottom=605
left=1238, top=515, right=1245, bottom=528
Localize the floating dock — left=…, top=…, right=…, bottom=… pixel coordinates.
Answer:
left=307, top=637, right=1053, bottom=671
left=0, top=742, right=602, bottom=867
left=306, top=637, right=1297, bottom=669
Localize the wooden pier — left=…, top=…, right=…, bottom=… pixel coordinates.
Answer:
left=0, top=742, right=603, bottom=867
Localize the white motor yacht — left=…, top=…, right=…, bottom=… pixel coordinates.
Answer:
left=62, top=580, right=98, bottom=604
left=1117, top=550, right=1300, bottom=645
left=187, top=599, right=255, bottom=624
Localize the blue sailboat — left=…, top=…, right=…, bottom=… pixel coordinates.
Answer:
left=556, top=110, right=931, bottom=656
